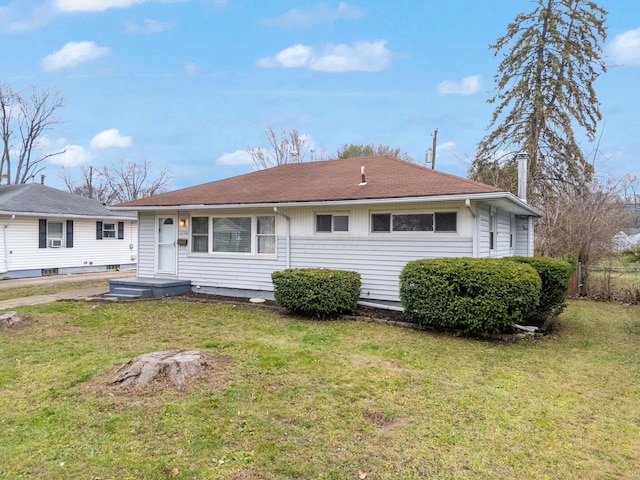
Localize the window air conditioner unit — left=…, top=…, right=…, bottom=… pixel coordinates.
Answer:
left=48, top=239, right=62, bottom=247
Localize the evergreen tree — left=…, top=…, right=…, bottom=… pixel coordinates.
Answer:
left=470, top=0, right=607, bottom=200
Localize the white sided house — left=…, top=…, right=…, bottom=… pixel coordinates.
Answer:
left=113, top=156, right=539, bottom=303
left=0, top=183, right=137, bottom=279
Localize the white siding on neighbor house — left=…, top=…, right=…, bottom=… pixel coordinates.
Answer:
left=2, top=216, right=136, bottom=274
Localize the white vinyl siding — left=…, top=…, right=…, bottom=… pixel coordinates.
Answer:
left=1, top=216, right=136, bottom=274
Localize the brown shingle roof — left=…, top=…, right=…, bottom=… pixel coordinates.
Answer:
left=116, top=156, right=502, bottom=207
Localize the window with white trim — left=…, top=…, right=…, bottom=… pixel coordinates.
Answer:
left=190, top=215, right=276, bottom=255
left=102, top=222, right=116, bottom=238
left=316, top=214, right=349, bottom=233
left=213, top=217, right=251, bottom=253
left=371, top=212, right=457, bottom=233
left=191, top=217, right=209, bottom=253
left=489, top=209, right=497, bottom=251
left=256, top=216, right=276, bottom=254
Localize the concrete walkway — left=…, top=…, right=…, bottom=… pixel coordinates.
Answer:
left=0, top=270, right=135, bottom=310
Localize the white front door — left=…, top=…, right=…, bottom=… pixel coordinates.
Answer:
left=157, top=216, right=177, bottom=274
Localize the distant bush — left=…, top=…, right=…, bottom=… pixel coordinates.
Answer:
left=271, top=268, right=361, bottom=319
left=507, top=256, right=575, bottom=322
left=400, top=258, right=541, bottom=336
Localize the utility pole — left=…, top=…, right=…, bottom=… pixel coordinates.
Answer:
left=425, top=128, right=438, bottom=169
left=431, top=128, right=438, bottom=170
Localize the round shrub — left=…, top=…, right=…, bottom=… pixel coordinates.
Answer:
left=400, top=258, right=541, bottom=336
left=506, top=256, right=575, bottom=322
left=271, top=268, right=361, bottom=319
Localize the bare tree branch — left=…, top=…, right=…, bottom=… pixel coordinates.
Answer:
left=0, top=81, right=64, bottom=184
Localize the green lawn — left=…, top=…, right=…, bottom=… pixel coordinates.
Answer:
left=0, top=279, right=108, bottom=302
left=1, top=298, right=639, bottom=479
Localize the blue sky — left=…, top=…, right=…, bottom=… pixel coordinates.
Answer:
left=1, top=0, right=639, bottom=191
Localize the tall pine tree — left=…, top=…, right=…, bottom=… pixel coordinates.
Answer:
left=470, top=0, right=607, bottom=201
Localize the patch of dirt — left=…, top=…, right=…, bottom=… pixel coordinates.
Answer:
left=81, top=351, right=231, bottom=400
left=362, top=410, right=412, bottom=431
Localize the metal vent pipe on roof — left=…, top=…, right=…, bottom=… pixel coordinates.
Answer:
left=359, top=166, right=367, bottom=186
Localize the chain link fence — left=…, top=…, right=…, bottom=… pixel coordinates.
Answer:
left=569, top=263, right=640, bottom=303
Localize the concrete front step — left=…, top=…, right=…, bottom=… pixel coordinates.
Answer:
left=104, top=286, right=153, bottom=300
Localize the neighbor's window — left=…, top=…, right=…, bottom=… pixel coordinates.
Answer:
left=213, top=217, right=251, bottom=253
left=191, top=216, right=209, bottom=253
left=48, top=221, right=63, bottom=240
left=372, top=212, right=457, bottom=233
left=102, top=222, right=116, bottom=238
left=256, top=216, right=276, bottom=254
left=316, top=214, right=349, bottom=233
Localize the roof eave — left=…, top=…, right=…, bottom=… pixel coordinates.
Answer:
left=110, top=192, right=540, bottom=216
left=0, top=210, right=137, bottom=220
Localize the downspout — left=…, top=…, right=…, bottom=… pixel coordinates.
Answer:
left=465, top=199, right=478, bottom=258
left=2, top=214, right=15, bottom=274
left=273, top=207, right=290, bottom=269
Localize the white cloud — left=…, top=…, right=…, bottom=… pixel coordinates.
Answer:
left=437, top=75, right=481, bottom=96
left=50, top=145, right=94, bottom=166
left=437, top=141, right=456, bottom=151
left=608, top=28, right=640, bottom=66
left=263, top=2, right=363, bottom=29
left=125, top=18, right=171, bottom=34
left=216, top=150, right=254, bottom=166
left=54, top=0, right=147, bottom=13
left=0, top=2, right=56, bottom=33
left=182, top=62, right=201, bottom=77
left=90, top=129, right=133, bottom=149
left=40, top=41, right=110, bottom=72
left=257, top=40, right=392, bottom=73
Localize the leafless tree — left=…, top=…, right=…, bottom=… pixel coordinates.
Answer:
left=0, top=81, right=65, bottom=184
left=247, top=127, right=312, bottom=169
left=536, top=175, right=633, bottom=265
left=102, top=158, right=173, bottom=203
left=59, top=165, right=112, bottom=203
left=60, top=159, right=173, bottom=204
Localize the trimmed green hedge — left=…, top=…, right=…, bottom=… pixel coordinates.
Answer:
left=506, top=256, right=575, bottom=322
left=271, top=268, right=361, bottom=319
left=400, top=258, right=541, bottom=336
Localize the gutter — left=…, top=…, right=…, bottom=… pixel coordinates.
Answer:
left=273, top=207, right=291, bottom=269
left=110, top=192, right=540, bottom=216
left=2, top=214, right=15, bottom=274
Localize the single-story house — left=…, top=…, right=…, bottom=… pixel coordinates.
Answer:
left=0, top=183, right=137, bottom=279
left=113, top=156, right=539, bottom=303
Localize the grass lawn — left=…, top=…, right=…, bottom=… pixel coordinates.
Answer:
left=0, top=279, right=108, bottom=302
left=1, top=298, right=639, bottom=479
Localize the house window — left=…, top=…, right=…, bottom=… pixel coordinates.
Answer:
left=213, top=217, right=252, bottom=253
left=44, top=221, right=63, bottom=247
left=40, top=219, right=73, bottom=248
left=191, top=217, right=209, bottom=253
left=103, top=223, right=116, bottom=238
left=316, top=214, right=349, bottom=233
left=435, top=212, right=457, bottom=232
left=372, top=212, right=457, bottom=233
left=510, top=215, right=515, bottom=250
left=256, top=216, right=276, bottom=254
left=489, top=209, right=497, bottom=251
left=96, top=221, right=124, bottom=240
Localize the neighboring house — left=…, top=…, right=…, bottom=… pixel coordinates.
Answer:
left=113, top=156, right=539, bottom=303
left=0, top=183, right=137, bottom=279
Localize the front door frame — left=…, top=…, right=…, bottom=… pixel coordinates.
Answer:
left=156, top=215, right=177, bottom=275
